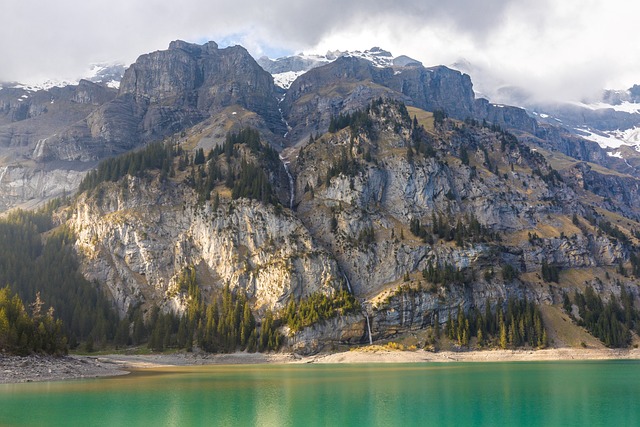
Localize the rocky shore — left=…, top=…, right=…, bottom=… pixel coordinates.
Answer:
left=3, top=347, right=640, bottom=385
left=0, top=354, right=128, bottom=384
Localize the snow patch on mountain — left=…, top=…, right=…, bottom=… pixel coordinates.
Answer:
left=272, top=71, right=306, bottom=90
left=3, top=63, right=124, bottom=92
left=259, top=47, right=420, bottom=89
left=85, top=63, right=125, bottom=89
left=577, top=126, right=640, bottom=155
left=577, top=128, right=627, bottom=149
left=577, top=101, right=640, bottom=114
left=14, top=79, right=77, bottom=92
left=607, top=151, right=623, bottom=159
left=341, top=47, right=394, bottom=68
left=606, top=127, right=640, bottom=145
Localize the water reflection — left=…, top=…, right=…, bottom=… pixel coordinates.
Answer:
left=1, top=361, right=640, bottom=426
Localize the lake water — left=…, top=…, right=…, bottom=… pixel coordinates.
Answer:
left=1, top=361, right=639, bottom=426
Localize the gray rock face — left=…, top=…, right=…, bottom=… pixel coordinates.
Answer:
left=71, top=175, right=343, bottom=317
left=280, top=56, right=539, bottom=145
left=38, top=41, right=286, bottom=163
left=0, top=163, right=89, bottom=212
left=0, top=81, right=116, bottom=208
left=0, top=41, right=292, bottom=210
left=288, top=314, right=366, bottom=354
left=0, top=81, right=116, bottom=148
left=120, top=40, right=284, bottom=133
left=258, top=55, right=326, bottom=74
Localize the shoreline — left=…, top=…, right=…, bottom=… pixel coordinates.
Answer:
left=3, top=347, right=640, bottom=384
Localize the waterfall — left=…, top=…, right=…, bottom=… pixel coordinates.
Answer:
left=365, top=311, right=373, bottom=345
left=277, top=94, right=292, bottom=138
left=342, top=273, right=352, bottom=294
left=279, top=155, right=295, bottom=210
left=277, top=93, right=295, bottom=209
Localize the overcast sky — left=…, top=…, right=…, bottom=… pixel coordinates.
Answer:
left=2, top=0, right=639, bottom=102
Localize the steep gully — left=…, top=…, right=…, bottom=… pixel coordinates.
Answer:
left=277, top=94, right=373, bottom=345
left=278, top=95, right=295, bottom=210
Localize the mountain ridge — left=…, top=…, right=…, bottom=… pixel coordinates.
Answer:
left=3, top=40, right=640, bottom=354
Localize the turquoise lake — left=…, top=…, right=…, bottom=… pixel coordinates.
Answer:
left=1, top=360, right=639, bottom=426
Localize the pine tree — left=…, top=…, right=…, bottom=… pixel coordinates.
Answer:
left=499, top=315, right=508, bottom=349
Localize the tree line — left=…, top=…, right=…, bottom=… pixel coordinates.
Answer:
left=113, top=268, right=282, bottom=354
left=0, top=287, right=67, bottom=355
left=409, top=212, right=500, bottom=246
left=444, top=297, right=547, bottom=349
left=564, top=285, right=636, bottom=347
left=0, top=210, right=119, bottom=351
left=283, top=290, right=360, bottom=333
left=78, top=141, right=175, bottom=194
left=193, top=128, right=281, bottom=206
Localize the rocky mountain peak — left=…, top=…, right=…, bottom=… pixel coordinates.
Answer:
left=119, top=40, right=281, bottom=123
left=259, top=47, right=422, bottom=90
left=168, top=39, right=219, bottom=54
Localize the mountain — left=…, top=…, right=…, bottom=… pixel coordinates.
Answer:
left=450, top=59, right=640, bottom=166
left=3, top=40, right=640, bottom=355
left=0, top=41, right=285, bottom=211
left=258, top=47, right=422, bottom=90
left=0, top=62, right=125, bottom=93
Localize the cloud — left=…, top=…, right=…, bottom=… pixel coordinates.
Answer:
left=1, top=0, right=638, bottom=102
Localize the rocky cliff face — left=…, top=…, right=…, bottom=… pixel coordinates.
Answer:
left=55, top=92, right=640, bottom=354
left=0, top=81, right=116, bottom=151
left=37, top=41, right=286, bottom=163
left=278, top=101, right=638, bottom=351
left=280, top=56, right=539, bottom=146
left=0, top=41, right=292, bottom=210
left=0, top=81, right=116, bottom=210
left=70, top=173, right=343, bottom=317
left=5, top=41, right=640, bottom=353
left=119, top=40, right=283, bottom=127
left=0, top=164, right=88, bottom=211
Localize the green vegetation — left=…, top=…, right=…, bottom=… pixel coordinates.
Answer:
left=541, top=260, right=560, bottom=283
left=120, top=272, right=282, bottom=353
left=78, top=141, right=174, bottom=193
left=197, top=283, right=279, bottom=353
left=597, top=220, right=629, bottom=245
left=231, top=158, right=278, bottom=205
left=409, top=212, right=499, bottom=246
left=0, top=287, right=68, bottom=355
left=203, top=128, right=281, bottom=206
left=78, top=127, right=282, bottom=208
left=567, top=285, right=636, bottom=348
left=532, top=168, right=564, bottom=186
left=422, top=262, right=469, bottom=286
left=325, top=147, right=362, bottom=183
left=630, top=252, right=640, bottom=277
left=284, top=290, right=360, bottom=332
left=328, top=98, right=409, bottom=138
left=501, top=264, right=520, bottom=281
left=432, top=109, right=447, bottom=126
left=445, top=297, right=547, bottom=349
left=0, top=210, right=118, bottom=351
left=329, top=109, right=374, bottom=136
